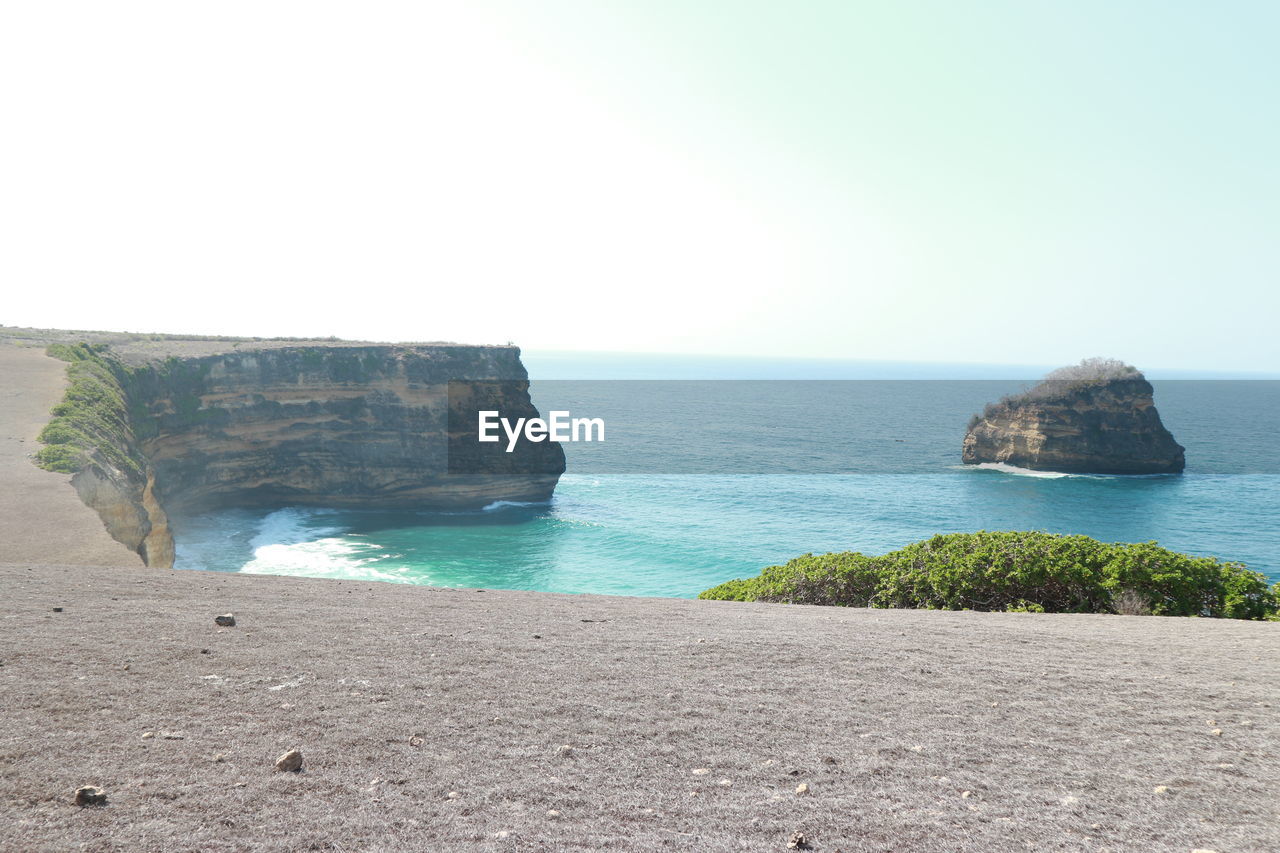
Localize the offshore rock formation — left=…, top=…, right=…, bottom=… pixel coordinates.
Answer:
left=963, top=359, right=1185, bottom=475
left=33, top=337, right=564, bottom=568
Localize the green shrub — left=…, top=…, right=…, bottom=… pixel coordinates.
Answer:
left=34, top=343, right=145, bottom=478
left=699, top=531, right=1279, bottom=620
left=35, top=443, right=89, bottom=473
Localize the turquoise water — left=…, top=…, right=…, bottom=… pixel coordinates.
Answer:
left=173, top=356, right=1280, bottom=596
left=176, top=471, right=1280, bottom=596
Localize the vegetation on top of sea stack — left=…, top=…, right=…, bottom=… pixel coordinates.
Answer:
left=699, top=531, right=1279, bottom=620
left=1042, top=356, right=1141, bottom=383
left=975, top=358, right=1144, bottom=422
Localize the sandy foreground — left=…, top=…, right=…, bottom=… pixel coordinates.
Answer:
left=1, top=561, right=1277, bottom=852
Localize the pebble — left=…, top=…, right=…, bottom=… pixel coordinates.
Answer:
left=787, top=830, right=811, bottom=850
left=74, top=786, right=107, bottom=807
left=1154, top=785, right=1170, bottom=794
left=275, top=749, right=303, bottom=772
left=691, top=768, right=710, bottom=776
left=547, top=809, right=561, bottom=818
left=1062, top=795, right=1080, bottom=805
left=214, top=614, right=236, bottom=627
left=718, top=779, right=732, bottom=787
left=795, top=783, right=810, bottom=796
left=447, top=791, right=461, bottom=800
left=961, top=790, right=972, bottom=799
left=557, top=744, right=574, bottom=757
left=1210, top=729, right=1223, bottom=737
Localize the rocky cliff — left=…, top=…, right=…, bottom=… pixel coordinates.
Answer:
left=962, top=360, right=1185, bottom=475
left=30, top=336, right=564, bottom=568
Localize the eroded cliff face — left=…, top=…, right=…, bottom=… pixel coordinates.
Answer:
left=38, top=342, right=564, bottom=568
left=70, top=468, right=174, bottom=568
left=962, top=376, right=1185, bottom=475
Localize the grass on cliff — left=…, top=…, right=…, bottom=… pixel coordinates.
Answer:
left=35, top=343, right=142, bottom=477
left=700, top=531, right=1280, bottom=620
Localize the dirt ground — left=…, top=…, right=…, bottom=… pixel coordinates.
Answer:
left=0, top=326, right=489, bottom=367
left=1, top=562, right=1276, bottom=852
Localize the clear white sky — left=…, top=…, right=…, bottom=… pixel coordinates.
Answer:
left=2, top=2, right=1276, bottom=371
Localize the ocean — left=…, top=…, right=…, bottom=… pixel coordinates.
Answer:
left=173, top=354, right=1280, bottom=596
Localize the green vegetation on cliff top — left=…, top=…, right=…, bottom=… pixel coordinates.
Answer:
left=36, top=343, right=144, bottom=477
left=700, top=531, right=1279, bottom=620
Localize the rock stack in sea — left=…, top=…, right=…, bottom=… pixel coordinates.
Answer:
left=963, top=358, right=1185, bottom=475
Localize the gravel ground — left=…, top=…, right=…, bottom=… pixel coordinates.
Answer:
left=2, top=562, right=1276, bottom=852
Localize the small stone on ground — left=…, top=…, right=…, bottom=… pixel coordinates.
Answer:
left=74, top=786, right=107, bottom=807
left=275, top=749, right=303, bottom=772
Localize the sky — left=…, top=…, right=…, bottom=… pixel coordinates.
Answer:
left=2, top=1, right=1277, bottom=371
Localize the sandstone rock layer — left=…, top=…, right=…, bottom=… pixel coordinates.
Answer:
left=28, top=338, right=564, bottom=568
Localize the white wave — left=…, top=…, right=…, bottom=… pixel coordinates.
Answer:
left=242, top=536, right=410, bottom=583
left=238, top=507, right=412, bottom=584
left=967, top=462, right=1073, bottom=479
left=964, top=462, right=1177, bottom=480
left=481, top=499, right=550, bottom=512
left=248, top=507, right=343, bottom=550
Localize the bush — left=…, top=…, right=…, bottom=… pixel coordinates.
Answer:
left=1042, top=357, right=1140, bottom=383
left=969, top=358, right=1147, bottom=426
left=35, top=343, right=145, bottom=478
left=699, top=531, right=1279, bottom=620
